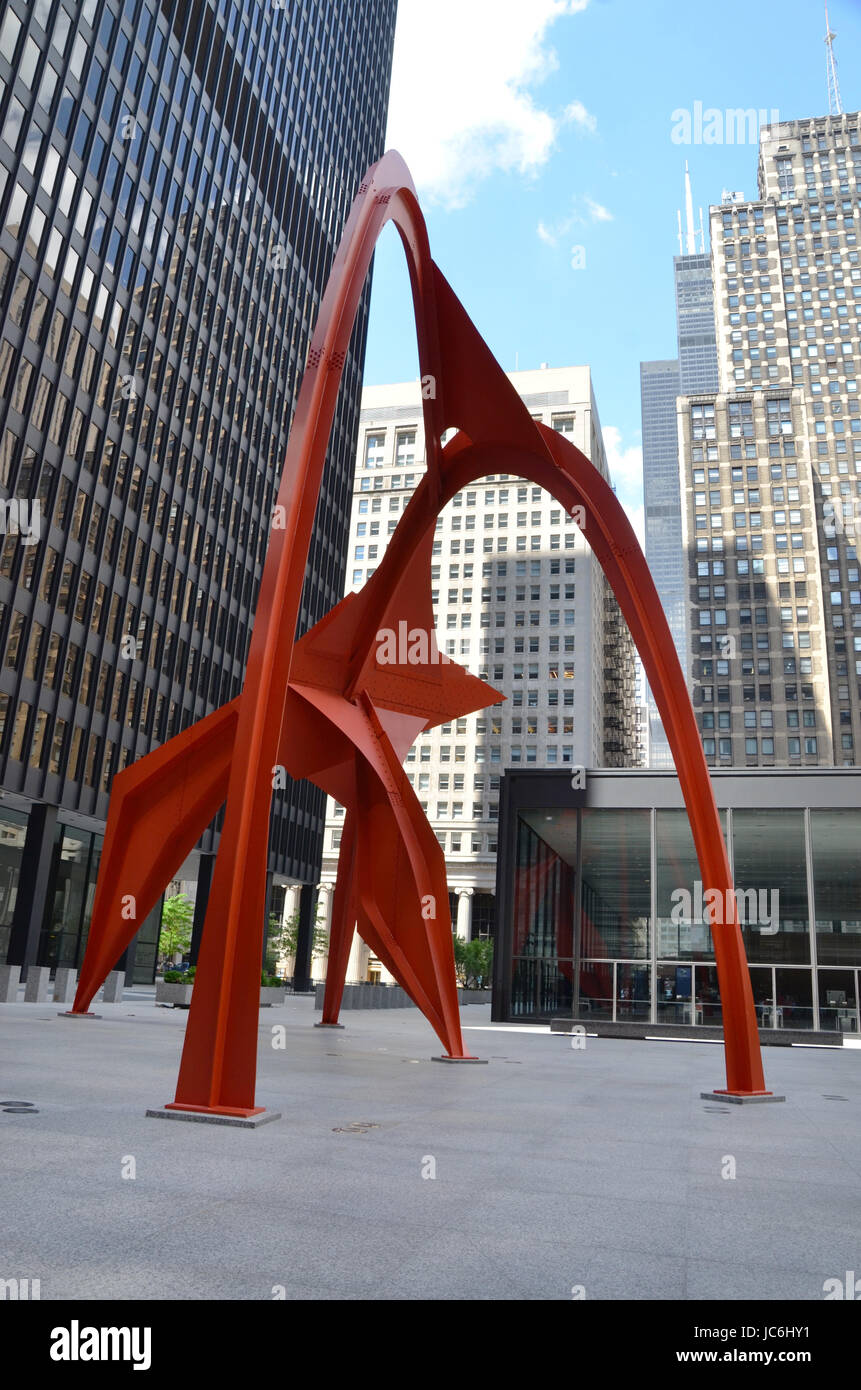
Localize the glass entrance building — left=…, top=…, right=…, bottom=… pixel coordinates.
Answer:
left=493, top=768, right=861, bottom=1035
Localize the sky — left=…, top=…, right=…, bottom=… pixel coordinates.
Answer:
left=361, top=0, right=861, bottom=539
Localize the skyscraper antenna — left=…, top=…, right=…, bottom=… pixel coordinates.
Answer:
left=825, top=1, right=843, bottom=116
left=683, top=161, right=696, bottom=255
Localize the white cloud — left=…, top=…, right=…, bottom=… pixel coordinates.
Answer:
left=603, top=425, right=644, bottom=546
left=386, top=0, right=591, bottom=208
left=536, top=193, right=613, bottom=247
left=562, top=99, right=597, bottom=133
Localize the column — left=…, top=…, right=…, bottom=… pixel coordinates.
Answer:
left=313, top=883, right=333, bottom=983
left=189, top=852, right=215, bottom=966
left=7, top=804, right=58, bottom=977
left=260, top=869, right=274, bottom=970
left=346, top=929, right=367, bottom=984
left=455, top=887, right=473, bottom=941
left=284, top=883, right=301, bottom=922
left=291, top=883, right=316, bottom=993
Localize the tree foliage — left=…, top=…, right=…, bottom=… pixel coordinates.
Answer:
left=159, top=892, right=194, bottom=963
left=452, top=933, right=493, bottom=989
left=266, top=910, right=328, bottom=974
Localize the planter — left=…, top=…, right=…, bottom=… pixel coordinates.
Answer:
left=156, top=981, right=194, bottom=1008
left=458, top=988, right=492, bottom=1005
left=260, top=987, right=287, bottom=1007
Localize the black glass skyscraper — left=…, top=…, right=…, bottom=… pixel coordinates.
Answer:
left=0, top=0, right=397, bottom=980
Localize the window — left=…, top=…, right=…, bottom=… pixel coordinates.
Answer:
left=364, top=433, right=385, bottom=469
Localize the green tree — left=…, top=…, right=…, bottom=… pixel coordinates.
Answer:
left=452, top=932, right=493, bottom=989
left=159, top=892, right=194, bottom=965
left=266, top=910, right=328, bottom=975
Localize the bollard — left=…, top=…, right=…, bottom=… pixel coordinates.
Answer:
left=0, top=964, right=21, bottom=1002
left=53, top=967, right=78, bottom=1005
left=24, top=966, right=50, bottom=1003
left=101, top=970, right=125, bottom=1003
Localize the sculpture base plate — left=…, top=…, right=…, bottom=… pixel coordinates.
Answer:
left=702, top=1090, right=785, bottom=1105
left=432, top=1055, right=488, bottom=1064
left=147, top=1104, right=281, bottom=1128
left=58, top=1011, right=101, bottom=1019
left=314, top=1022, right=345, bottom=1029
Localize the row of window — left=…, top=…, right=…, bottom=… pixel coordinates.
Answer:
left=698, top=680, right=816, bottom=701
left=703, top=735, right=820, bottom=757
left=330, top=826, right=499, bottom=855
left=701, top=709, right=817, bottom=729
left=352, top=532, right=580, bottom=581
left=362, top=419, right=577, bottom=471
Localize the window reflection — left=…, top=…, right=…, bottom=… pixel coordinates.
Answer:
left=580, top=808, right=650, bottom=959
left=812, top=810, right=861, bottom=966
left=732, top=808, right=809, bottom=964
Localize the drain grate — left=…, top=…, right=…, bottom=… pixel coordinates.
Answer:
left=1, top=1100, right=38, bottom=1114
left=332, top=1120, right=380, bottom=1135
left=823, top=1094, right=849, bottom=1101
left=703, top=1106, right=730, bottom=1113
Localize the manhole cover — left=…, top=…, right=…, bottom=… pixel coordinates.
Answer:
left=332, top=1121, right=380, bottom=1134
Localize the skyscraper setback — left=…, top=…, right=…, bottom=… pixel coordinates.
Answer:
left=641, top=166, right=717, bottom=765
left=680, top=112, right=861, bottom=768
left=0, top=0, right=396, bottom=981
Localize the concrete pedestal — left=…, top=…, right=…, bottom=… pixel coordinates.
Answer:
left=101, top=970, right=125, bottom=1003
left=24, top=966, right=50, bottom=1003
left=0, top=964, right=21, bottom=1002
left=53, top=968, right=77, bottom=1005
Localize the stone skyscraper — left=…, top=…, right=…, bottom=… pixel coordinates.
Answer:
left=680, top=112, right=861, bottom=768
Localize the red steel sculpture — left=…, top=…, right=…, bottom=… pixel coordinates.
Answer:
left=72, top=151, right=772, bottom=1110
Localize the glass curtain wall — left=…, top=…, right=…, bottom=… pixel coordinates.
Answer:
left=506, top=802, right=861, bottom=1030
left=0, top=805, right=27, bottom=960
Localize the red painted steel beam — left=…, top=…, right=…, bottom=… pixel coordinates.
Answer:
left=72, top=150, right=770, bottom=1109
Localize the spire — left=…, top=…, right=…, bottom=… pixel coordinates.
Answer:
left=677, top=164, right=705, bottom=255
left=684, top=162, right=696, bottom=254
left=825, top=1, right=843, bottom=116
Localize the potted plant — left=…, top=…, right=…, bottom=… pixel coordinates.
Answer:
left=260, top=970, right=287, bottom=1007
left=156, top=965, right=196, bottom=1008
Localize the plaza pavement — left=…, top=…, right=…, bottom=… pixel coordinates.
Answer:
left=1, top=989, right=859, bottom=1301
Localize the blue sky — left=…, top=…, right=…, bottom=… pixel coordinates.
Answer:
left=361, top=0, right=861, bottom=533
